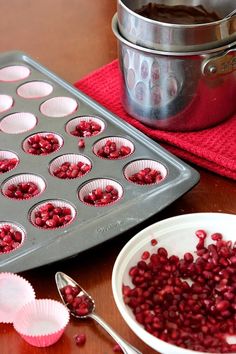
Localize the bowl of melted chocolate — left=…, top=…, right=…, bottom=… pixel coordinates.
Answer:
left=117, top=0, right=236, bottom=51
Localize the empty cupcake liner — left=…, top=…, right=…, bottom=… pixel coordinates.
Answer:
left=30, top=199, right=76, bottom=229
left=0, top=65, right=30, bottom=82
left=49, top=154, right=92, bottom=179
left=65, top=116, right=105, bottom=137
left=124, top=159, right=168, bottom=185
left=1, top=173, right=46, bottom=200
left=40, top=96, right=78, bottom=117
left=13, top=299, right=69, bottom=347
left=17, top=81, right=53, bottom=99
left=0, top=221, right=26, bottom=255
left=78, top=178, right=123, bottom=207
left=0, top=151, right=19, bottom=173
left=0, top=112, right=37, bottom=134
left=0, top=272, right=35, bottom=323
left=22, top=132, right=63, bottom=155
left=0, top=94, right=13, bottom=113
left=93, top=137, right=135, bottom=159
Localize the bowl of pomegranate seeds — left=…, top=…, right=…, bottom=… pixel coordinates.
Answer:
left=22, top=132, right=63, bottom=155
left=2, top=173, right=46, bottom=200
left=49, top=154, right=91, bottom=179
left=112, top=213, right=236, bottom=354
left=30, top=200, right=76, bottom=229
left=93, top=136, right=134, bottom=159
left=66, top=116, right=105, bottom=138
left=78, top=178, right=123, bottom=207
left=124, top=159, right=167, bottom=185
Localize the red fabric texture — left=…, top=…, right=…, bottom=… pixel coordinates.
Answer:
left=74, top=60, right=236, bottom=180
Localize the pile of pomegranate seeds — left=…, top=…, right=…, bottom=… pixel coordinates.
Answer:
left=26, top=134, right=60, bottom=155
left=70, top=119, right=102, bottom=137
left=4, top=181, right=39, bottom=199
left=83, top=185, right=119, bottom=206
left=0, top=158, right=18, bottom=173
left=0, top=225, right=22, bottom=253
left=123, top=230, right=236, bottom=353
left=53, top=161, right=91, bottom=179
left=96, top=140, right=132, bottom=159
left=60, top=285, right=91, bottom=316
left=33, top=202, right=73, bottom=228
left=128, top=168, right=163, bottom=185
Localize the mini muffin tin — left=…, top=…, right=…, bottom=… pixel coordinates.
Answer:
left=0, top=51, right=199, bottom=273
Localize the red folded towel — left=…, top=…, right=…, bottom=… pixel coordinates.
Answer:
left=74, top=60, right=236, bottom=180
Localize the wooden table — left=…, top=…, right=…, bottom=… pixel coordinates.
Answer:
left=0, top=1, right=235, bottom=353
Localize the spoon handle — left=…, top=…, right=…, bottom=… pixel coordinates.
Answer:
left=89, top=312, right=143, bottom=354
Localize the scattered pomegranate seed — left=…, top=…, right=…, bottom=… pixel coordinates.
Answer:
left=71, top=119, right=102, bottom=137
left=33, top=202, right=73, bottom=229
left=26, top=134, right=60, bottom=155
left=151, top=239, right=158, bottom=246
left=83, top=185, right=119, bottom=206
left=123, top=230, right=236, bottom=353
left=113, top=343, right=123, bottom=352
left=60, top=285, right=91, bottom=317
left=0, top=225, right=22, bottom=253
left=78, top=139, right=85, bottom=148
left=128, top=168, right=163, bottom=185
left=0, top=158, right=18, bottom=173
left=4, top=181, right=40, bottom=199
left=53, top=161, right=91, bottom=179
left=96, top=140, right=132, bottom=159
left=74, top=333, right=86, bottom=346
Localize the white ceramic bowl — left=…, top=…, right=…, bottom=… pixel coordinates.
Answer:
left=112, top=212, right=236, bottom=354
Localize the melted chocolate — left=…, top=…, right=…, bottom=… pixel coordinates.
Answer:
left=135, top=3, right=221, bottom=24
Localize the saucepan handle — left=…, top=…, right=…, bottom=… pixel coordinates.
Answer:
left=202, top=47, right=236, bottom=76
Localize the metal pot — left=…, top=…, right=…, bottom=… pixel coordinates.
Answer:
left=112, top=14, right=236, bottom=131
left=117, top=0, right=236, bottom=52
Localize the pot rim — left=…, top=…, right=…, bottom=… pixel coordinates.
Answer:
left=118, top=0, right=234, bottom=29
left=112, top=14, right=236, bottom=56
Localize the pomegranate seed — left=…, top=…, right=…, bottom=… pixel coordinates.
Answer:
left=123, top=229, right=236, bottom=352
left=4, top=181, right=39, bottom=199
left=32, top=203, right=73, bottom=229
left=96, top=140, right=132, bottom=159
left=74, top=333, right=86, bottom=346
left=151, top=239, right=158, bottom=246
left=78, top=139, right=85, bottom=148
left=26, top=134, right=60, bottom=155
left=83, top=185, right=119, bottom=206
left=0, top=225, right=22, bottom=253
left=0, top=158, right=18, bottom=173
left=71, top=119, right=102, bottom=137
left=53, top=161, right=91, bottom=179
left=113, top=343, right=123, bottom=352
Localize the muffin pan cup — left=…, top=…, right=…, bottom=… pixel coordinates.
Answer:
left=0, top=51, right=199, bottom=273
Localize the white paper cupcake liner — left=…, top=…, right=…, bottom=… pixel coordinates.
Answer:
left=17, top=81, right=53, bottom=99
left=0, top=65, right=30, bottom=82
left=0, top=94, right=13, bottom=113
left=0, top=151, right=19, bottom=172
left=40, top=96, right=78, bottom=117
left=13, top=299, right=69, bottom=347
left=49, top=154, right=92, bottom=179
left=124, top=159, right=167, bottom=185
left=22, top=132, right=63, bottom=155
left=78, top=178, right=123, bottom=207
left=0, top=221, right=26, bottom=255
left=93, top=137, right=135, bottom=159
left=0, top=112, right=37, bottom=134
left=0, top=272, right=35, bottom=323
left=1, top=173, right=46, bottom=200
left=65, top=116, right=105, bottom=137
left=30, top=199, right=76, bottom=229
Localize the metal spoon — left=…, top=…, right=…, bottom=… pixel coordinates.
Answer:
left=223, top=8, right=236, bottom=20
left=55, top=272, right=142, bottom=354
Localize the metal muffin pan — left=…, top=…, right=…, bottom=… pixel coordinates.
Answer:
left=0, top=51, right=199, bottom=273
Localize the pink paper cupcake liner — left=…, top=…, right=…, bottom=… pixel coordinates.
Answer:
left=124, top=159, right=168, bottom=185
left=93, top=136, right=135, bottom=160
left=0, top=112, right=37, bottom=134
left=0, top=272, right=35, bottom=323
left=0, top=65, right=30, bottom=82
left=13, top=299, right=69, bottom=347
left=0, top=151, right=19, bottom=173
left=78, top=178, right=123, bottom=207
left=0, top=94, right=13, bottom=113
left=40, top=96, right=78, bottom=117
left=1, top=173, right=46, bottom=200
left=0, top=221, right=26, bottom=255
left=49, top=153, right=92, bottom=179
left=17, top=81, right=53, bottom=99
left=65, top=116, right=105, bottom=137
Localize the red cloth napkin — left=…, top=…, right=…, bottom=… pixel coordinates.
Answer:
left=74, top=60, right=236, bottom=180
